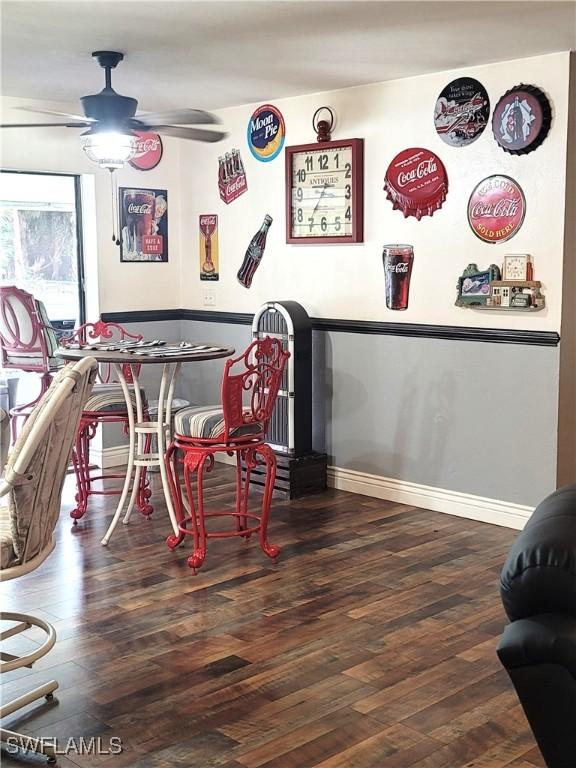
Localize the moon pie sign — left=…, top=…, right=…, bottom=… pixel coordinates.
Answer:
left=467, top=175, right=526, bottom=244
left=383, top=148, right=448, bottom=220
left=129, top=132, right=163, bottom=171
left=247, top=104, right=285, bottom=162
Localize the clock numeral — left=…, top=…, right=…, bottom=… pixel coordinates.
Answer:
left=334, top=153, right=339, bottom=169
left=345, top=184, right=351, bottom=200
left=297, top=169, right=306, bottom=182
left=320, top=216, right=327, bottom=232
left=308, top=217, right=314, bottom=232
left=345, top=206, right=351, bottom=220
left=318, top=154, right=328, bottom=170
left=305, top=156, right=313, bottom=172
left=334, top=216, right=341, bottom=231
left=297, top=208, right=303, bottom=223
left=345, top=162, right=352, bottom=179
left=296, top=188, right=303, bottom=202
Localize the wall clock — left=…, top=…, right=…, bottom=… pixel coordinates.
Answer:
left=285, top=109, right=363, bottom=244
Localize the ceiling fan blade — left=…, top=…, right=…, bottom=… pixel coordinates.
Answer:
left=19, top=106, right=95, bottom=122
left=0, top=122, right=92, bottom=128
left=135, top=109, right=221, bottom=126
left=155, top=125, right=228, bottom=143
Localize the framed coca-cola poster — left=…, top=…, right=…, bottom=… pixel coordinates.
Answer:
left=120, top=187, right=168, bottom=262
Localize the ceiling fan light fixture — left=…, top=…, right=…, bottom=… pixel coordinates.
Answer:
left=82, top=131, right=137, bottom=169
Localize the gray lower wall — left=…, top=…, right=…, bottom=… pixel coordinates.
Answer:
left=105, top=318, right=560, bottom=508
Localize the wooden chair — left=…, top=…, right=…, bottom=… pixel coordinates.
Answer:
left=0, top=357, right=97, bottom=764
left=60, top=320, right=152, bottom=522
left=165, top=337, right=289, bottom=573
left=0, top=285, right=64, bottom=440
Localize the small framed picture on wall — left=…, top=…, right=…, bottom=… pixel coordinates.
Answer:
left=120, top=187, right=168, bottom=262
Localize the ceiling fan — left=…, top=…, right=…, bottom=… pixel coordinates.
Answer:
left=0, top=51, right=227, bottom=168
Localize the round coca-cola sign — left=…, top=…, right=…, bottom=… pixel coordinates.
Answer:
left=492, top=84, right=552, bottom=155
left=383, top=148, right=448, bottom=220
left=467, top=175, right=526, bottom=244
left=129, top=132, right=163, bottom=171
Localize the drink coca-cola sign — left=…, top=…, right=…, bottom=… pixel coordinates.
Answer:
left=383, top=148, right=448, bottom=220
left=467, top=175, right=526, bottom=243
left=128, top=131, right=163, bottom=171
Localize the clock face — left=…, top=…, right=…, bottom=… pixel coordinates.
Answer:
left=286, top=140, right=363, bottom=243
left=504, top=255, right=528, bottom=281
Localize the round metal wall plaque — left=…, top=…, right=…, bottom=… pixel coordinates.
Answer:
left=492, top=84, right=552, bottom=155
left=434, top=77, right=490, bottom=147
left=383, top=147, right=448, bottom=220
left=467, top=175, right=526, bottom=243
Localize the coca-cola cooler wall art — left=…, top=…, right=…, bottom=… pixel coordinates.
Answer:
left=383, top=245, right=414, bottom=311
left=247, top=104, right=286, bottom=162
left=237, top=215, right=272, bottom=289
left=199, top=215, right=219, bottom=281
left=492, top=84, right=552, bottom=155
left=467, top=175, right=526, bottom=244
left=128, top=132, right=163, bottom=170
left=218, top=149, right=247, bottom=204
left=383, top=148, right=448, bottom=220
left=120, top=188, right=168, bottom=262
left=434, top=78, right=490, bottom=147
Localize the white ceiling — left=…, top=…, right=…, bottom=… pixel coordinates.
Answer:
left=1, top=1, right=575, bottom=113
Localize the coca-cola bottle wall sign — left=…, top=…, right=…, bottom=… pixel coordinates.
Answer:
left=467, top=175, right=526, bottom=244
left=218, top=148, right=248, bottom=204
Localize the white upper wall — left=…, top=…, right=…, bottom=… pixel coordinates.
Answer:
left=0, top=97, right=182, bottom=314
left=180, top=51, right=570, bottom=332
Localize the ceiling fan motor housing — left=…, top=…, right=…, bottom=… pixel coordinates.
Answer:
left=81, top=50, right=138, bottom=127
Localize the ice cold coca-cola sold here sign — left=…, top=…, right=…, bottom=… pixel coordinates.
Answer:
left=467, top=175, right=526, bottom=244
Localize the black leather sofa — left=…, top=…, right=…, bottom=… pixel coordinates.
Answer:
left=498, top=484, right=576, bottom=768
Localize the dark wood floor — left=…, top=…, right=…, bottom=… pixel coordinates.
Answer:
left=1, top=466, right=544, bottom=768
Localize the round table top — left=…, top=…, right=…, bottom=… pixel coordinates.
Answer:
left=55, top=343, right=235, bottom=365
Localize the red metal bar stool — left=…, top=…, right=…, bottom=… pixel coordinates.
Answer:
left=165, top=337, right=289, bottom=573
left=60, top=320, right=152, bottom=522
left=0, top=285, right=64, bottom=440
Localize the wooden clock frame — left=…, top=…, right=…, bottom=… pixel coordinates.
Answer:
left=284, top=138, right=364, bottom=245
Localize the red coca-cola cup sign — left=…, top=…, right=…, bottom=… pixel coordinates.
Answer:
left=467, top=175, right=526, bottom=243
left=128, top=132, right=163, bottom=171
left=383, top=244, right=414, bottom=310
left=123, top=189, right=155, bottom=254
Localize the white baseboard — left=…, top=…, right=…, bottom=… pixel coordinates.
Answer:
left=91, top=445, right=130, bottom=469
left=95, top=445, right=532, bottom=529
left=327, top=466, right=532, bottom=530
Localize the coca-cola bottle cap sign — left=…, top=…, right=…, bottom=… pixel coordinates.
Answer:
left=467, top=175, right=526, bottom=243
left=128, top=131, right=163, bottom=171
left=492, top=84, right=552, bottom=155
left=383, top=148, right=448, bottom=220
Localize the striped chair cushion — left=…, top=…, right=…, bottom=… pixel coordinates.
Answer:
left=174, top=405, right=263, bottom=440
left=84, top=383, right=146, bottom=413
left=4, top=353, right=64, bottom=370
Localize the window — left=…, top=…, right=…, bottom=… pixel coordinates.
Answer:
left=0, top=171, right=85, bottom=330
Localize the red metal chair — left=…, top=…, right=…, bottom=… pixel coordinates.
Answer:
left=0, top=285, right=63, bottom=439
left=60, top=320, right=152, bottom=522
left=165, top=336, right=289, bottom=573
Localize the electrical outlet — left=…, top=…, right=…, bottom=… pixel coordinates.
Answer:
left=202, top=287, right=216, bottom=307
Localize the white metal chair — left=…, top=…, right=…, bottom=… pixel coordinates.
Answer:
left=0, top=357, right=97, bottom=764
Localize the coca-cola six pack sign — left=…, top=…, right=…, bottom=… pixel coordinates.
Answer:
left=383, top=148, right=448, bottom=220
left=218, top=148, right=248, bottom=205
left=467, top=175, right=526, bottom=244
left=128, top=132, right=163, bottom=171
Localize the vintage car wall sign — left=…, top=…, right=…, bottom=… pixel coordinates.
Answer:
left=467, top=175, right=526, bottom=243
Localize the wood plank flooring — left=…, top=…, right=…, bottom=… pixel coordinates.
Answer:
left=1, top=466, right=543, bottom=768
